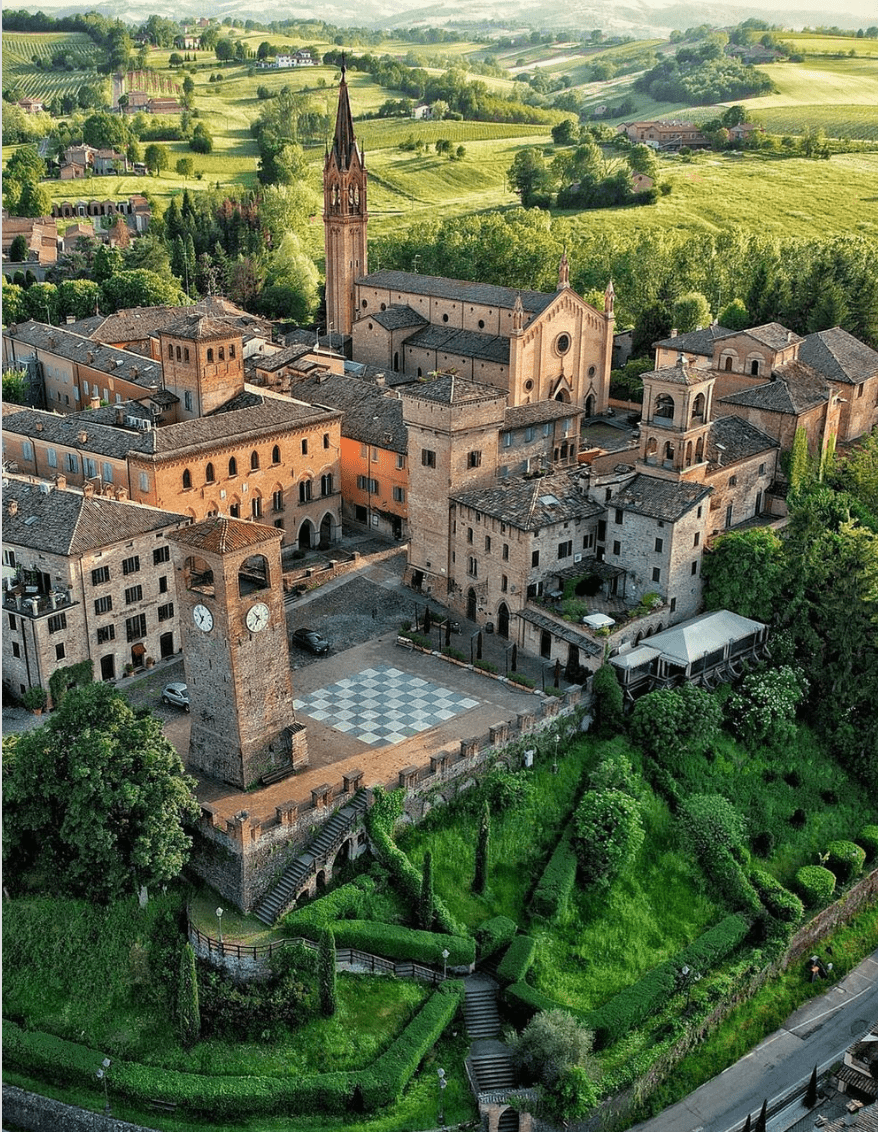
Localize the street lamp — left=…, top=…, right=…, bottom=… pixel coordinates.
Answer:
left=437, top=1067, right=447, bottom=1126
left=552, top=734, right=560, bottom=774
left=679, top=964, right=701, bottom=1011
left=441, top=948, right=450, bottom=981
left=96, top=1057, right=111, bottom=1115
left=216, top=906, right=224, bottom=951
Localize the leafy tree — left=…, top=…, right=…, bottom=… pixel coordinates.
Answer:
left=2, top=368, right=28, bottom=402
left=9, top=234, right=29, bottom=262
left=92, top=243, right=124, bottom=283
left=701, top=527, right=785, bottom=622
left=473, top=801, right=490, bottom=894
left=189, top=124, right=213, bottom=154
left=24, top=282, right=59, bottom=324
left=631, top=301, right=673, bottom=359
left=573, top=788, right=644, bottom=888
left=788, top=426, right=811, bottom=492
left=834, top=429, right=878, bottom=515
left=551, top=118, right=579, bottom=145
left=671, top=291, right=712, bottom=332
left=215, top=37, right=234, bottom=62
left=168, top=52, right=184, bottom=67
left=259, top=231, right=319, bottom=324
left=507, top=147, right=552, bottom=208
left=58, top=279, right=101, bottom=320
left=318, top=926, right=337, bottom=1017
left=727, top=665, right=808, bottom=749
left=5, top=145, right=45, bottom=183
left=418, top=849, right=434, bottom=930
left=717, top=297, right=750, bottom=330
left=178, top=942, right=201, bottom=1048
left=591, top=662, right=625, bottom=737
left=512, top=1009, right=597, bottom=1089
left=143, top=143, right=170, bottom=175
left=101, top=268, right=186, bottom=311
left=176, top=156, right=195, bottom=178
left=82, top=112, right=128, bottom=151
left=2, top=282, right=28, bottom=325
left=630, top=684, right=722, bottom=771
left=678, top=793, right=747, bottom=860
left=3, top=683, right=199, bottom=901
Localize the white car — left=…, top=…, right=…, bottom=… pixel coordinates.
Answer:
left=161, top=682, right=190, bottom=711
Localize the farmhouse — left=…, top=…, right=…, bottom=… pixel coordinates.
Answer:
left=616, top=120, right=710, bottom=150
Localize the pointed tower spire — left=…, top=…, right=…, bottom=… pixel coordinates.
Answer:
left=557, top=247, right=570, bottom=290
left=332, top=55, right=357, bottom=172
left=512, top=292, right=524, bottom=334
left=604, top=278, right=615, bottom=315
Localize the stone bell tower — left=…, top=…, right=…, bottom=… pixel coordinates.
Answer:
left=167, top=516, right=308, bottom=788
left=324, top=60, right=368, bottom=339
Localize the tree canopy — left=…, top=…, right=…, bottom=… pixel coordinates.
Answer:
left=4, top=683, right=199, bottom=901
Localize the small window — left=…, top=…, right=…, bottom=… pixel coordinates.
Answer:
left=205, top=462, right=215, bottom=483
left=153, top=545, right=170, bottom=566
left=612, top=540, right=621, bottom=556
left=467, top=556, right=477, bottom=576
left=230, top=344, right=236, bottom=359
left=182, top=469, right=192, bottom=490
left=693, top=532, right=700, bottom=547
left=84, top=457, right=97, bottom=479
left=122, top=555, right=140, bottom=575
left=531, top=550, right=540, bottom=568
left=654, top=537, right=663, bottom=553
left=66, top=453, right=80, bottom=474
left=750, top=360, right=759, bottom=375
left=250, top=451, right=260, bottom=471
left=55, top=642, right=66, bottom=661
left=207, top=348, right=214, bottom=363
left=184, top=391, right=193, bottom=412
left=301, top=438, right=308, bottom=456
left=321, top=474, right=333, bottom=496
left=48, top=613, right=67, bottom=633
left=501, top=574, right=508, bottom=592
left=468, top=450, right=482, bottom=468
left=97, top=625, right=115, bottom=644
left=125, top=585, right=143, bottom=605
left=467, top=527, right=473, bottom=544
left=139, top=472, right=150, bottom=493
left=125, top=613, right=147, bottom=642
left=324, top=433, right=330, bottom=449
left=691, top=560, right=698, bottom=575
left=558, top=540, right=572, bottom=559
left=218, top=347, right=225, bottom=361
left=421, top=449, right=436, bottom=468
left=251, top=497, right=262, bottom=518
left=759, top=463, right=765, bottom=475
left=502, top=543, right=509, bottom=561
left=176, top=346, right=181, bottom=361
left=91, top=565, right=110, bottom=585
left=159, top=576, right=169, bottom=594
left=228, top=456, right=238, bottom=477
left=22, top=440, right=34, bottom=461
left=167, top=344, right=173, bottom=359
left=615, top=509, right=623, bottom=524
left=396, top=453, right=406, bottom=469
left=184, top=348, right=190, bottom=362
left=729, top=475, right=738, bottom=487
left=371, top=447, right=378, bottom=463
left=47, top=448, right=58, bottom=468
left=503, top=432, right=513, bottom=449
left=102, top=462, right=113, bottom=483
left=524, top=426, right=535, bottom=443
left=299, top=479, right=313, bottom=502
left=12, top=641, right=21, bottom=658
left=272, top=445, right=280, bottom=465
left=94, top=595, right=113, bottom=615
left=393, top=485, right=405, bottom=503
left=229, top=503, right=240, bottom=518
left=485, top=535, right=492, bottom=552
left=273, top=490, right=284, bottom=512
left=652, top=567, right=661, bottom=583
left=158, top=602, right=174, bottom=622
left=8, top=612, right=17, bottom=630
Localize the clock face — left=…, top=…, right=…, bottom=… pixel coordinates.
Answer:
left=246, top=602, right=270, bottom=633
left=193, top=603, right=214, bottom=632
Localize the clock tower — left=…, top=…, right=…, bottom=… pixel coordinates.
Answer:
left=167, top=516, right=308, bottom=788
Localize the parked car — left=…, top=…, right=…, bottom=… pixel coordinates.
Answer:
left=161, top=682, right=190, bottom=711
left=291, top=628, right=330, bottom=655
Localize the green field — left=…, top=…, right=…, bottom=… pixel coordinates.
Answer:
left=783, top=32, right=878, bottom=57
left=2, top=31, right=104, bottom=101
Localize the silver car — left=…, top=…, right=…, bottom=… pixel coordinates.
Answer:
left=161, top=682, right=190, bottom=711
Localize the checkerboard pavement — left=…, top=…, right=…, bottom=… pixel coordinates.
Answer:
left=293, top=665, right=480, bottom=747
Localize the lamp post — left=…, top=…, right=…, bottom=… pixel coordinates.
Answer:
left=441, top=947, right=449, bottom=981
left=679, top=964, right=701, bottom=1011
left=96, top=1057, right=111, bottom=1115
left=437, top=1067, right=447, bottom=1126
left=552, top=734, right=560, bottom=774
left=216, top=906, right=224, bottom=952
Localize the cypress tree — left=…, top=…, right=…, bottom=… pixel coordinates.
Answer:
left=473, top=801, right=490, bottom=894
left=423, top=606, right=432, bottom=633
left=178, top=942, right=200, bottom=1048
left=319, top=926, right=337, bottom=1017
left=419, top=850, right=434, bottom=930
left=804, top=1065, right=818, bottom=1108
left=755, top=1098, right=768, bottom=1132
left=742, top=1116, right=751, bottom=1132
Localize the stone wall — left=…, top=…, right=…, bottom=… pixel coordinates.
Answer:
left=2, top=1086, right=159, bottom=1132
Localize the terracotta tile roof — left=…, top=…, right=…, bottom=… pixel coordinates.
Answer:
left=653, top=324, right=733, bottom=354
left=798, top=327, right=878, bottom=385
left=504, top=402, right=583, bottom=428
left=405, top=324, right=511, bottom=365
left=706, top=415, right=778, bottom=468
left=360, top=269, right=555, bottom=316
left=254, top=344, right=314, bottom=372
left=613, top=473, right=711, bottom=522
left=452, top=470, right=602, bottom=530
left=3, top=476, right=186, bottom=555
left=643, top=358, right=710, bottom=386
left=518, top=607, right=603, bottom=657
left=167, top=515, right=281, bottom=554
left=289, top=372, right=407, bottom=452
left=161, top=314, right=241, bottom=342
left=85, top=304, right=191, bottom=342
left=4, top=321, right=161, bottom=388
left=400, top=374, right=507, bottom=407
left=719, top=360, right=831, bottom=415
left=716, top=322, right=801, bottom=350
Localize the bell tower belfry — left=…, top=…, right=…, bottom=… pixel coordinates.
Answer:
left=324, top=61, right=368, bottom=339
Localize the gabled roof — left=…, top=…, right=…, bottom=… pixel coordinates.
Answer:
left=644, top=358, right=710, bottom=386
left=405, top=324, right=510, bottom=365
left=161, top=314, right=240, bottom=343
left=798, top=327, right=878, bottom=386
left=653, top=324, right=733, bottom=355
left=4, top=321, right=162, bottom=388
left=2, top=477, right=186, bottom=555
left=638, top=610, right=766, bottom=666
left=504, top=401, right=583, bottom=429
left=400, top=374, right=506, bottom=407
left=167, top=515, right=280, bottom=554
left=287, top=372, right=407, bottom=453
left=706, top=415, right=778, bottom=467
left=452, top=470, right=602, bottom=530
left=719, top=360, right=831, bottom=416
left=372, top=305, right=429, bottom=331
left=715, top=322, right=801, bottom=350
left=359, top=269, right=556, bottom=317
left=613, top=473, right=710, bottom=522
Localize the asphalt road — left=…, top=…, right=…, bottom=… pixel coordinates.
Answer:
left=628, top=948, right=878, bottom=1132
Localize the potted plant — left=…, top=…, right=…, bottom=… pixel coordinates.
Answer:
left=145, top=656, right=155, bottom=669
left=23, top=685, right=48, bottom=715
left=124, top=662, right=135, bottom=676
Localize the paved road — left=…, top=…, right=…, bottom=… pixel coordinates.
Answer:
left=628, top=949, right=878, bottom=1132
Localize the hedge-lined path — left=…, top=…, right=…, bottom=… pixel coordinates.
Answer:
left=464, top=974, right=518, bottom=1102
left=464, top=974, right=502, bottom=1039
left=627, top=948, right=878, bottom=1132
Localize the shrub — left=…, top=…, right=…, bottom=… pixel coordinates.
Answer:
left=22, top=685, right=47, bottom=711
left=790, top=808, right=807, bottom=828
left=572, top=789, right=644, bottom=889
left=508, top=671, right=536, bottom=688
left=283, top=878, right=374, bottom=928
left=630, top=684, right=722, bottom=769
left=289, top=919, right=475, bottom=968
left=497, top=935, right=537, bottom=985
left=511, top=1008, right=595, bottom=1088
left=749, top=868, right=803, bottom=923
left=795, top=865, right=836, bottom=906
left=591, top=663, right=624, bottom=738
left=530, top=825, right=578, bottom=920
left=475, top=916, right=518, bottom=959
left=503, top=980, right=574, bottom=1024
left=825, top=840, right=866, bottom=883
left=752, top=830, right=775, bottom=858
left=474, top=658, right=498, bottom=674
left=856, top=825, right=878, bottom=861
left=178, top=942, right=200, bottom=1048
left=441, top=646, right=467, bottom=662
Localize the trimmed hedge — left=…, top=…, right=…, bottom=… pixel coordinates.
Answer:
left=857, top=825, right=878, bottom=862
left=587, top=913, right=750, bottom=1048
left=749, top=868, right=804, bottom=924
left=475, top=916, right=518, bottom=960
left=2, top=983, right=464, bottom=1118
left=503, top=980, right=589, bottom=1027
left=825, top=840, right=867, bottom=883
left=795, top=865, right=836, bottom=906
left=290, top=920, right=475, bottom=968
left=365, top=789, right=466, bottom=937
left=530, top=824, right=578, bottom=921
left=283, top=878, right=374, bottom=929
left=496, top=935, right=536, bottom=985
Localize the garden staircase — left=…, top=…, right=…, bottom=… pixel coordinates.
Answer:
left=464, top=973, right=502, bottom=1038
left=465, top=974, right=517, bottom=1095
left=252, top=790, right=369, bottom=925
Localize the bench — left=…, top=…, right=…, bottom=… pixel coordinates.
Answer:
left=148, top=1099, right=177, bottom=1113
left=260, top=764, right=296, bottom=787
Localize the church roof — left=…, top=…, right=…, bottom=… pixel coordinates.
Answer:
left=706, top=415, right=778, bottom=467
left=401, top=374, right=506, bottom=406
left=613, top=473, right=710, bottom=522
left=405, top=323, right=510, bottom=365
left=719, top=360, right=831, bottom=416
left=653, top=324, right=733, bottom=355
left=3, top=476, right=186, bottom=555
left=798, top=326, right=878, bottom=385
left=167, top=515, right=281, bottom=553
left=452, top=471, right=602, bottom=531
left=359, top=269, right=556, bottom=316
left=372, top=305, right=429, bottom=331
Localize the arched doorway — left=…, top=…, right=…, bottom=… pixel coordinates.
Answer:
left=585, top=393, right=595, bottom=417
left=498, top=602, right=510, bottom=638
left=298, top=519, right=315, bottom=549
left=319, top=513, right=333, bottom=548
left=467, top=587, right=477, bottom=621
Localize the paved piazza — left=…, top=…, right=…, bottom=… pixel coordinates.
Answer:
left=293, top=665, right=480, bottom=747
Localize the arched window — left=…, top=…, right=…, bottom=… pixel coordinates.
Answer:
left=176, top=346, right=181, bottom=361
left=239, top=553, right=269, bottom=595
left=692, top=392, right=705, bottom=422
left=184, top=348, right=190, bottom=362
left=229, top=344, right=236, bottom=359
left=219, top=346, right=225, bottom=361
left=655, top=393, right=675, bottom=420
left=724, top=356, right=733, bottom=371
left=321, top=473, right=333, bottom=496
left=299, top=479, right=312, bottom=503
left=663, top=441, right=675, bottom=465
left=167, top=344, right=173, bottom=359
left=184, top=555, right=214, bottom=595
left=750, top=359, right=760, bottom=375
left=645, top=437, right=658, bottom=462
left=228, top=456, right=238, bottom=477
left=685, top=441, right=693, bottom=467
left=272, top=445, right=280, bottom=465
left=695, top=436, right=704, bottom=463
left=182, top=468, right=192, bottom=489
left=207, top=348, right=214, bottom=363
left=205, top=462, right=215, bottom=483
left=250, top=450, right=259, bottom=470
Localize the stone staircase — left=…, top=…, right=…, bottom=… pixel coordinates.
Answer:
left=252, top=790, right=368, bottom=925
left=465, top=974, right=502, bottom=1039
left=464, top=974, right=517, bottom=1097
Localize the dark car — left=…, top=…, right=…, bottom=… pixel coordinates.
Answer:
left=291, top=628, right=330, bottom=655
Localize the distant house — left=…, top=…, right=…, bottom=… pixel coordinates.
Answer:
left=411, top=104, right=432, bottom=119
left=1, top=216, right=58, bottom=267
left=61, top=222, right=96, bottom=254
left=174, top=33, right=201, bottom=50
left=124, top=90, right=151, bottom=111
left=728, top=122, right=763, bottom=142
left=617, top=121, right=709, bottom=151
left=93, top=149, right=128, bottom=175
left=632, top=173, right=654, bottom=192
left=147, top=97, right=183, bottom=114
left=17, top=97, right=45, bottom=114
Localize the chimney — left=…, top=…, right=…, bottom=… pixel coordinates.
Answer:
left=115, top=406, right=124, bottom=425
left=55, top=473, right=67, bottom=490
left=77, top=430, right=87, bottom=443
left=35, top=421, right=43, bottom=432
left=83, top=481, right=95, bottom=497
left=670, top=328, right=678, bottom=338
left=90, top=394, right=100, bottom=410
left=8, top=500, right=18, bottom=516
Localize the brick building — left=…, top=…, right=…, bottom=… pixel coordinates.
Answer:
left=2, top=476, right=188, bottom=695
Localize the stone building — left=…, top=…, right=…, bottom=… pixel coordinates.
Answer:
left=2, top=475, right=188, bottom=695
